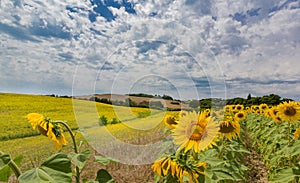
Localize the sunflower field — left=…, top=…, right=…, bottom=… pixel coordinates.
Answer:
left=1, top=93, right=300, bottom=182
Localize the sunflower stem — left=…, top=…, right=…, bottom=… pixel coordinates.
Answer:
left=53, top=121, right=80, bottom=183
left=8, top=160, right=22, bottom=179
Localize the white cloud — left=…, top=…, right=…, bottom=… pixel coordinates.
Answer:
left=0, top=0, right=299, bottom=100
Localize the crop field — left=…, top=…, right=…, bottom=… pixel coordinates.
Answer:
left=1, top=93, right=300, bottom=183
left=0, top=93, right=173, bottom=182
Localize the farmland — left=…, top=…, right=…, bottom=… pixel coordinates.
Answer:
left=0, top=93, right=173, bottom=182
left=1, top=92, right=300, bottom=182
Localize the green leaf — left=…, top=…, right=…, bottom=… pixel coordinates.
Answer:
left=18, top=153, right=72, bottom=183
left=213, top=170, right=235, bottom=181
left=0, top=165, right=11, bottom=181
left=95, top=169, right=115, bottom=183
left=94, top=155, right=119, bottom=166
left=0, top=152, right=11, bottom=168
left=68, top=150, right=91, bottom=170
left=271, top=168, right=299, bottom=183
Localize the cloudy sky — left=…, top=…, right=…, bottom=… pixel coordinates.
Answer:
left=1, top=0, right=300, bottom=100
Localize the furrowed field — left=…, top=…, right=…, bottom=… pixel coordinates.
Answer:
left=1, top=92, right=300, bottom=183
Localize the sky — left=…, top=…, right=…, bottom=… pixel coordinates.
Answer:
left=1, top=0, right=300, bottom=100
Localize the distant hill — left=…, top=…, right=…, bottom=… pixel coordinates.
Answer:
left=75, top=93, right=191, bottom=110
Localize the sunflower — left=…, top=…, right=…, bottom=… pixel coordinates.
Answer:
left=224, top=105, right=232, bottom=112
left=294, top=128, right=300, bottom=139
left=277, top=101, right=300, bottom=123
left=219, top=118, right=240, bottom=140
left=172, top=111, right=219, bottom=153
left=164, top=115, right=178, bottom=129
left=235, top=111, right=246, bottom=121
left=26, top=113, right=48, bottom=130
left=235, top=104, right=244, bottom=111
left=26, top=113, right=67, bottom=149
left=47, top=123, right=67, bottom=149
left=259, top=103, right=269, bottom=111
left=152, top=157, right=182, bottom=178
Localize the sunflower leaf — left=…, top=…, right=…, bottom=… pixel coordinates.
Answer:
left=18, top=153, right=72, bottom=183
left=94, top=155, right=119, bottom=166
left=270, top=168, right=298, bottom=183
left=68, top=150, right=91, bottom=170
left=95, top=169, right=115, bottom=183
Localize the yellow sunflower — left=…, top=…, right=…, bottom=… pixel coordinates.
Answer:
left=234, top=111, right=246, bottom=121
left=172, top=111, right=219, bottom=153
left=47, top=123, right=67, bottom=149
left=277, top=101, right=300, bottom=123
left=26, top=113, right=47, bottom=130
left=164, top=115, right=178, bottom=129
left=224, top=105, right=232, bottom=112
left=235, top=104, right=244, bottom=111
left=294, top=128, right=300, bottom=139
left=26, top=113, right=67, bottom=149
left=219, top=118, right=240, bottom=140
left=259, top=103, right=269, bottom=111
left=152, top=157, right=181, bottom=178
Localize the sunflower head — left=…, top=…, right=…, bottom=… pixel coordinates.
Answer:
left=164, top=115, right=178, bottom=129
left=219, top=118, right=240, bottom=140
left=294, top=128, right=300, bottom=139
left=259, top=103, right=269, bottom=111
left=235, top=111, right=246, bottom=121
left=26, top=113, right=67, bottom=149
left=235, top=104, right=244, bottom=111
left=172, top=111, right=219, bottom=153
left=277, top=101, right=300, bottom=123
left=48, top=123, right=67, bottom=149
left=26, top=113, right=48, bottom=130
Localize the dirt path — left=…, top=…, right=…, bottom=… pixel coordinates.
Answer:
left=243, top=129, right=270, bottom=183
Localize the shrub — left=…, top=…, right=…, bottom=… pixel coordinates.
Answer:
left=99, top=115, right=108, bottom=126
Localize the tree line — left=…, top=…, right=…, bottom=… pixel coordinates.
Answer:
left=189, top=94, right=294, bottom=109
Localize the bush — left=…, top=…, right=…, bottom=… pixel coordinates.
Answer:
left=99, top=115, right=108, bottom=126
left=110, top=118, right=120, bottom=125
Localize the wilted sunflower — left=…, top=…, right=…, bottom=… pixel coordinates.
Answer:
left=277, top=101, right=300, bottom=123
left=26, top=113, right=67, bottom=149
left=219, top=117, right=240, bottom=140
left=172, top=111, right=219, bottom=153
left=152, top=156, right=206, bottom=183
left=152, top=157, right=181, bottom=178
left=26, top=113, right=48, bottom=130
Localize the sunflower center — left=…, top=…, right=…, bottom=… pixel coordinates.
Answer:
left=237, top=113, right=244, bottom=118
left=219, top=123, right=235, bottom=133
left=284, top=106, right=296, bottom=116
left=37, top=125, right=48, bottom=136
left=167, top=117, right=178, bottom=125
left=186, top=122, right=205, bottom=141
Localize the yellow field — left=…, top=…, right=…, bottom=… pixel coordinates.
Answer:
left=0, top=93, right=175, bottom=171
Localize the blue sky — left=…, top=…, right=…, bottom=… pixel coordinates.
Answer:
left=1, top=0, right=300, bottom=100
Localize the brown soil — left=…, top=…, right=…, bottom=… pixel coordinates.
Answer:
left=81, top=150, right=154, bottom=183
left=243, top=129, right=270, bottom=183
